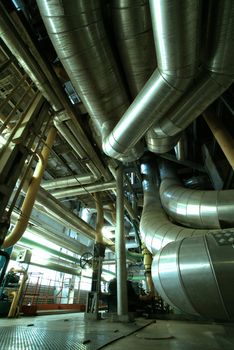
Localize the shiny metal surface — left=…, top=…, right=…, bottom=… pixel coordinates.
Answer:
left=50, top=181, right=116, bottom=199
left=159, top=161, right=234, bottom=229
left=37, top=0, right=143, bottom=161
left=104, top=0, right=200, bottom=159
left=111, top=0, right=156, bottom=97
left=42, top=174, right=99, bottom=191
left=152, top=234, right=234, bottom=320
left=150, top=0, right=200, bottom=79
left=0, top=315, right=152, bottom=350
left=152, top=0, right=234, bottom=145
left=146, top=129, right=180, bottom=154
left=174, top=134, right=187, bottom=161
left=115, top=164, right=128, bottom=316
left=141, top=160, right=234, bottom=320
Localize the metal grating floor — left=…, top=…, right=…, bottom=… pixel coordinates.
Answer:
left=0, top=315, right=152, bottom=350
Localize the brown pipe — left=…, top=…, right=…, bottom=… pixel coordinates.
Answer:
left=2, top=127, right=57, bottom=248
left=94, top=193, right=104, bottom=244
left=203, top=109, right=234, bottom=170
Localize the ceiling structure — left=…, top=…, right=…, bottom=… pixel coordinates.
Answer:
left=0, top=0, right=234, bottom=320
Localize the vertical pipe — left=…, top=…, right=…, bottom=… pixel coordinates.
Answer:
left=115, top=164, right=128, bottom=317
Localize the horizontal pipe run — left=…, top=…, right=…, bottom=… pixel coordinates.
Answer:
left=36, top=187, right=115, bottom=251
left=159, top=160, right=234, bottom=229
left=50, top=181, right=116, bottom=198
left=42, top=174, right=99, bottom=191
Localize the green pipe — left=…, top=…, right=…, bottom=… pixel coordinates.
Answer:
left=19, top=237, right=79, bottom=264
left=18, top=237, right=115, bottom=276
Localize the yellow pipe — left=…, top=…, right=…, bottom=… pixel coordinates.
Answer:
left=8, top=268, right=28, bottom=318
left=203, top=110, right=234, bottom=170
left=141, top=244, right=155, bottom=298
left=2, top=127, right=57, bottom=248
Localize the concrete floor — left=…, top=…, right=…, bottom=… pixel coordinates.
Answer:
left=0, top=313, right=233, bottom=350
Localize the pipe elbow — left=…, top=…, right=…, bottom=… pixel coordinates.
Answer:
left=103, top=134, right=144, bottom=162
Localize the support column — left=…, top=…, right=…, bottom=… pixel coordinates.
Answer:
left=115, top=164, right=128, bottom=318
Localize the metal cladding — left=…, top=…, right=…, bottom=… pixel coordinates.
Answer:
left=37, top=0, right=143, bottom=162
left=153, top=0, right=234, bottom=144
left=111, top=0, right=156, bottom=97
left=159, top=161, right=234, bottom=229
left=152, top=233, right=234, bottom=320
left=42, top=175, right=99, bottom=191
left=140, top=160, right=234, bottom=320
left=104, top=0, right=200, bottom=158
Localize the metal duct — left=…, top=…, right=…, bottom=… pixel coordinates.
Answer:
left=103, top=0, right=200, bottom=159
left=146, top=130, right=181, bottom=154
left=37, top=0, right=143, bottom=162
left=151, top=0, right=234, bottom=151
left=111, top=0, right=156, bottom=97
left=159, top=161, right=234, bottom=229
left=42, top=175, right=99, bottom=191
left=140, top=160, right=234, bottom=320
left=50, top=181, right=116, bottom=199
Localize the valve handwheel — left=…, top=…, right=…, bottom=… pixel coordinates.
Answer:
left=80, top=252, right=93, bottom=269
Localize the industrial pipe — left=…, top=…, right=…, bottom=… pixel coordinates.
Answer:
left=150, top=0, right=234, bottom=152
left=36, top=187, right=115, bottom=251
left=1, top=127, right=57, bottom=248
left=103, top=0, right=200, bottom=159
left=115, top=164, right=128, bottom=317
left=140, top=159, right=234, bottom=320
left=42, top=174, right=99, bottom=191
left=203, top=109, right=234, bottom=170
left=8, top=268, right=28, bottom=318
left=36, top=0, right=143, bottom=162
left=159, top=160, right=234, bottom=229
left=50, top=181, right=116, bottom=199
left=0, top=2, right=111, bottom=181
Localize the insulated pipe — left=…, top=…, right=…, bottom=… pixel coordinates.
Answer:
left=203, top=109, right=234, bottom=170
left=1, top=127, right=57, bottom=248
left=115, top=164, right=128, bottom=317
left=50, top=181, right=116, bottom=199
left=42, top=174, right=99, bottom=191
left=151, top=0, right=234, bottom=150
left=37, top=0, right=143, bottom=162
left=111, top=0, right=156, bottom=98
left=0, top=3, right=110, bottom=181
left=159, top=160, right=234, bottom=229
left=140, top=160, right=234, bottom=320
left=103, top=0, right=200, bottom=159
